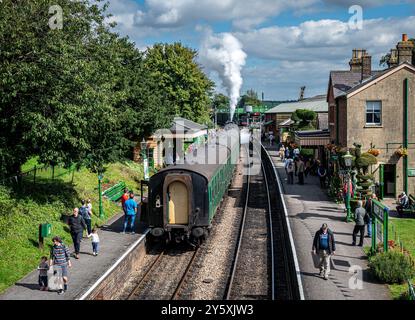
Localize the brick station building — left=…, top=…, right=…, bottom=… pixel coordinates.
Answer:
left=327, top=34, right=415, bottom=198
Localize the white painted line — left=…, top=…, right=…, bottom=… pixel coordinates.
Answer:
left=263, top=148, right=305, bottom=301
left=78, top=229, right=150, bottom=300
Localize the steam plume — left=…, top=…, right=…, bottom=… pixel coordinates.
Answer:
left=200, top=31, right=247, bottom=121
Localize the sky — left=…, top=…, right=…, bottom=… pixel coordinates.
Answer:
left=106, top=0, right=415, bottom=101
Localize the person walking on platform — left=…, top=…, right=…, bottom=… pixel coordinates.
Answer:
left=79, top=200, right=91, bottom=236
left=286, top=158, right=294, bottom=185
left=352, top=201, right=367, bottom=246
left=296, top=157, right=305, bottom=185
left=312, top=223, right=336, bottom=280
left=123, top=192, right=138, bottom=234
left=50, top=236, right=71, bottom=295
left=317, top=162, right=327, bottom=188
left=121, top=188, right=129, bottom=215
left=68, top=208, right=87, bottom=259
left=279, top=145, right=286, bottom=162
left=365, top=194, right=376, bottom=238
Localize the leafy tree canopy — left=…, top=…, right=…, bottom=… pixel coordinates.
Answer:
left=143, top=43, right=214, bottom=125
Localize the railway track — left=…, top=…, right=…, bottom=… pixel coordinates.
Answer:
left=126, top=141, right=300, bottom=301
left=224, top=142, right=300, bottom=300
left=127, top=246, right=199, bottom=300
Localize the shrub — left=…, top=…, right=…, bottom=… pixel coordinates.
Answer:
left=368, top=251, right=415, bottom=284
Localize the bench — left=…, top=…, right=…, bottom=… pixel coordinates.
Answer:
left=102, top=181, right=126, bottom=202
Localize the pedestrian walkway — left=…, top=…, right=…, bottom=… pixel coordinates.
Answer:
left=266, top=147, right=390, bottom=300
left=0, top=213, right=146, bottom=300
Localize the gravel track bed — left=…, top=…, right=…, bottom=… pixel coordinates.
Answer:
left=228, top=168, right=271, bottom=300
left=177, top=149, right=248, bottom=300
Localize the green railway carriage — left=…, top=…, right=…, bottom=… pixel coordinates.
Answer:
left=145, top=125, right=240, bottom=244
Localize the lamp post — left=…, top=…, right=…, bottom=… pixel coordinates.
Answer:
left=98, top=173, right=104, bottom=219
left=141, top=138, right=149, bottom=181
left=343, top=151, right=354, bottom=222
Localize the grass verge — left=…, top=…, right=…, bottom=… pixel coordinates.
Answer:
left=0, top=160, right=143, bottom=294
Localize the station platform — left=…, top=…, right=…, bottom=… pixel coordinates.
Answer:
left=266, top=147, right=391, bottom=300
left=0, top=213, right=147, bottom=300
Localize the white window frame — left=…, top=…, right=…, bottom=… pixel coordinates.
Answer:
left=365, top=101, right=382, bottom=126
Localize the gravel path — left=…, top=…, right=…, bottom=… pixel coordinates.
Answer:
left=179, top=148, right=248, bottom=300
left=227, top=167, right=271, bottom=300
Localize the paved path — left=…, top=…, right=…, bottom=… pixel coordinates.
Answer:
left=266, top=147, right=390, bottom=300
left=0, top=213, right=146, bottom=300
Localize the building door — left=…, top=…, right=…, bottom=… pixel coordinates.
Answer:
left=383, top=164, right=396, bottom=197
left=167, top=181, right=189, bottom=225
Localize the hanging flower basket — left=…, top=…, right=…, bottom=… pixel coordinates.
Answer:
left=395, top=148, right=408, bottom=158
left=368, top=148, right=380, bottom=157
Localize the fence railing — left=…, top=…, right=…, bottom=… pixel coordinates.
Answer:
left=0, top=164, right=77, bottom=188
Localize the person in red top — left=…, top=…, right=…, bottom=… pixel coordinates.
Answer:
left=121, top=188, right=129, bottom=214
left=342, top=180, right=354, bottom=212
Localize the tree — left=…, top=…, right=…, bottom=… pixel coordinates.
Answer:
left=237, top=89, right=261, bottom=108
left=143, top=43, right=214, bottom=125
left=291, top=109, right=317, bottom=130
left=0, top=0, right=133, bottom=175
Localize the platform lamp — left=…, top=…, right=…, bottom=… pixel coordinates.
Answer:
left=343, top=150, right=354, bottom=222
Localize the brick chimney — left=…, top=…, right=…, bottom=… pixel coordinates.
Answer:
left=361, top=52, right=372, bottom=81
left=349, top=49, right=366, bottom=72
left=388, top=49, right=399, bottom=68
left=397, top=33, right=414, bottom=65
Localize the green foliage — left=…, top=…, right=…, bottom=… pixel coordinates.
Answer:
left=356, top=153, right=378, bottom=168
left=237, top=89, right=261, bottom=108
left=143, top=43, right=214, bottom=125
left=0, top=2, right=215, bottom=177
left=212, top=94, right=230, bottom=110
left=0, top=160, right=142, bottom=294
left=369, top=251, right=415, bottom=284
left=291, top=109, right=317, bottom=131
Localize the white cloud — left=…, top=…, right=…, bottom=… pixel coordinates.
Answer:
left=232, top=15, right=415, bottom=99
left=235, top=16, right=415, bottom=63
left=130, top=0, right=319, bottom=30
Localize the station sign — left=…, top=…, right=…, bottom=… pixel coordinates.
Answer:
left=371, top=199, right=389, bottom=253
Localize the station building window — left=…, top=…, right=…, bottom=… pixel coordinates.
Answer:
left=366, top=101, right=382, bottom=125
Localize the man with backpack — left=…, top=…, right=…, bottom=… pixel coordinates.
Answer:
left=79, top=200, right=91, bottom=236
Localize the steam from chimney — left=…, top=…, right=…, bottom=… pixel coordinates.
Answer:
left=199, top=31, right=247, bottom=121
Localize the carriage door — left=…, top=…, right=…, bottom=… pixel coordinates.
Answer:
left=168, top=181, right=189, bottom=224
left=163, top=174, right=193, bottom=226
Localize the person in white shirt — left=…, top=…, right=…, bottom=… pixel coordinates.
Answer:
left=88, top=228, right=100, bottom=256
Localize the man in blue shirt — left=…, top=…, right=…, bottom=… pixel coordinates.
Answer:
left=122, top=192, right=138, bottom=234
left=312, top=223, right=336, bottom=280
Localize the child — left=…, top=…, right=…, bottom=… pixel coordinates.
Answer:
left=88, top=228, right=100, bottom=256
left=37, top=256, right=49, bottom=291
